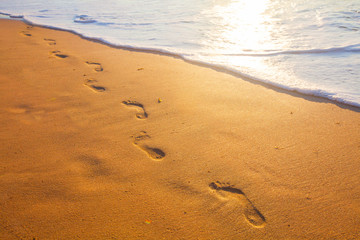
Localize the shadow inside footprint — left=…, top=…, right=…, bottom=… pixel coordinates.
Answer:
left=51, top=51, right=68, bottom=59
left=142, top=146, right=165, bottom=160
left=7, top=104, right=32, bottom=114
left=55, top=54, right=68, bottom=59
left=20, top=31, right=32, bottom=37
left=133, top=131, right=165, bottom=160
left=209, top=181, right=266, bottom=228
left=122, top=100, right=148, bottom=119
left=77, top=155, right=110, bottom=177
left=44, top=38, right=56, bottom=45
left=86, top=61, right=103, bottom=72
left=83, top=79, right=106, bottom=92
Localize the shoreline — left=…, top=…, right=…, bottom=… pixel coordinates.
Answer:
left=2, top=14, right=360, bottom=110
left=1, top=19, right=360, bottom=239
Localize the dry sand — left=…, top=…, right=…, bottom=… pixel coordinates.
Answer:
left=0, top=19, right=360, bottom=239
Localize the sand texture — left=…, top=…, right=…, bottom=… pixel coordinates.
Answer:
left=1, top=19, right=360, bottom=239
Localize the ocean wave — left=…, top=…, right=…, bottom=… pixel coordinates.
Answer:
left=0, top=12, right=23, bottom=19
left=9, top=14, right=24, bottom=18
left=203, top=44, right=360, bottom=57
left=74, top=15, right=96, bottom=23
left=35, top=15, right=50, bottom=19
left=94, top=22, right=115, bottom=26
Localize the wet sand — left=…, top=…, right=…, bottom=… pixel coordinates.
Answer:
left=1, top=19, right=360, bottom=239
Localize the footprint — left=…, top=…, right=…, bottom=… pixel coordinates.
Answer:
left=122, top=100, right=148, bottom=119
left=86, top=61, right=103, bottom=72
left=133, top=131, right=165, bottom=160
left=44, top=38, right=56, bottom=45
left=77, top=155, right=110, bottom=177
left=209, top=181, right=266, bottom=228
left=83, top=79, right=106, bottom=92
left=6, top=104, right=45, bottom=123
left=51, top=50, right=69, bottom=59
left=20, top=31, right=32, bottom=37
left=7, top=105, right=31, bottom=114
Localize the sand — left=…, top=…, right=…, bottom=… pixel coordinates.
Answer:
left=0, top=19, right=360, bottom=239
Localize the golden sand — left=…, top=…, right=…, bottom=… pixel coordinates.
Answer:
left=0, top=19, right=360, bottom=239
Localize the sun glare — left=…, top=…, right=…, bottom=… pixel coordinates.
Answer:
left=201, top=0, right=274, bottom=53
left=198, top=0, right=283, bottom=81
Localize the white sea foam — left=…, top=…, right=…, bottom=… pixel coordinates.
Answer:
left=74, top=15, right=96, bottom=23
left=1, top=0, right=360, bottom=107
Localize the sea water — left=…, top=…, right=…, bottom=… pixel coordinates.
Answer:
left=1, top=0, right=360, bottom=107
